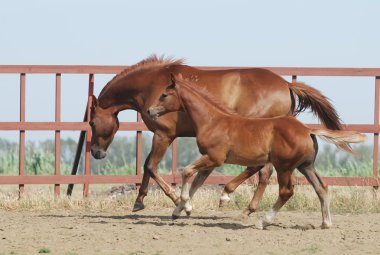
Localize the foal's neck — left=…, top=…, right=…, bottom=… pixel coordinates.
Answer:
left=178, top=85, right=228, bottom=134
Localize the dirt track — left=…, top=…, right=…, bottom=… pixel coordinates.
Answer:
left=0, top=209, right=379, bottom=255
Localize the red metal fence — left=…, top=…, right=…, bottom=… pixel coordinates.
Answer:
left=0, top=65, right=379, bottom=197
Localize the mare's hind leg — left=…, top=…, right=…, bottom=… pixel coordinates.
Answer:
left=257, top=170, right=294, bottom=230
left=298, top=163, right=332, bottom=229
left=220, top=164, right=273, bottom=208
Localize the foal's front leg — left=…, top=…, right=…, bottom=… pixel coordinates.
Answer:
left=172, top=155, right=219, bottom=219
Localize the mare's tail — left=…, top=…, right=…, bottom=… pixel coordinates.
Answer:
left=289, top=82, right=342, bottom=130
left=310, top=129, right=367, bottom=155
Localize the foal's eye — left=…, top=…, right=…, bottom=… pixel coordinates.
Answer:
left=89, top=121, right=95, bottom=127
left=160, top=94, right=168, bottom=100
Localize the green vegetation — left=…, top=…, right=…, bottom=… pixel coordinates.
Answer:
left=38, top=247, right=51, bottom=254
left=65, top=252, right=78, bottom=255
left=301, top=244, right=321, bottom=254
left=0, top=135, right=375, bottom=177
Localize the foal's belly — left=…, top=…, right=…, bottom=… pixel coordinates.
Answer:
left=225, top=150, right=269, bottom=167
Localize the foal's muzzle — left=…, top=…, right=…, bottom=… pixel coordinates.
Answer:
left=147, top=107, right=161, bottom=120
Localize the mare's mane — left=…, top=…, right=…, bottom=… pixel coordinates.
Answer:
left=175, top=77, right=238, bottom=116
left=99, top=55, right=185, bottom=98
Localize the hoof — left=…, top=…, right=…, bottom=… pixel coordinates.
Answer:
left=172, top=214, right=180, bottom=220
left=132, top=201, right=145, bottom=212
left=256, top=219, right=269, bottom=230
left=219, top=199, right=230, bottom=208
left=256, top=220, right=264, bottom=230
left=184, top=203, right=192, bottom=216
left=174, top=198, right=181, bottom=206
left=219, top=193, right=231, bottom=208
left=237, top=213, right=249, bottom=223
left=321, top=222, right=332, bottom=229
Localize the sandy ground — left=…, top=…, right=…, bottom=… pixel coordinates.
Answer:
left=0, top=209, right=379, bottom=255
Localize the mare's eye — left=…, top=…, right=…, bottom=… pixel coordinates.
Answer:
left=89, top=121, right=95, bottom=127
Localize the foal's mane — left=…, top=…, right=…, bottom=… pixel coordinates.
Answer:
left=175, top=77, right=238, bottom=116
left=99, top=55, right=185, bottom=97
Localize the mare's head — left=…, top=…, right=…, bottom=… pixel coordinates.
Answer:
left=89, top=95, right=119, bottom=159
left=147, top=75, right=183, bottom=120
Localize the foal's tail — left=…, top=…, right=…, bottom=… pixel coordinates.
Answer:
left=310, top=129, right=367, bottom=155
left=289, top=82, right=343, bottom=131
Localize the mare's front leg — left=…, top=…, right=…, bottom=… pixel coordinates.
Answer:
left=133, top=132, right=178, bottom=212
left=219, top=164, right=273, bottom=207
left=173, top=155, right=220, bottom=219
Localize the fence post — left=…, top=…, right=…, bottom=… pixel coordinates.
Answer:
left=171, top=139, right=178, bottom=185
left=83, top=73, right=94, bottom=197
left=19, top=73, right=26, bottom=197
left=136, top=113, right=143, bottom=189
left=374, top=76, right=380, bottom=188
left=55, top=73, right=61, bottom=196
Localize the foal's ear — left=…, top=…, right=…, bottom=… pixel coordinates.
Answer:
left=168, top=73, right=177, bottom=90
left=167, top=82, right=176, bottom=90
left=170, top=72, right=176, bottom=83
left=91, top=95, right=98, bottom=108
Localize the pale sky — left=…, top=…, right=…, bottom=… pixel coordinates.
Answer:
left=0, top=0, right=379, bottom=142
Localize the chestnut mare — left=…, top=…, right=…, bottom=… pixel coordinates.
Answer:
left=89, top=55, right=343, bottom=213
left=148, top=75, right=366, bottom=228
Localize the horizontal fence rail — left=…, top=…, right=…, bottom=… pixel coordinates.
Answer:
left=0, top=65, right=379, bottom=197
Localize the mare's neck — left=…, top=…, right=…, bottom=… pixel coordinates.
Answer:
left=98, top=76, right=148, bottom=114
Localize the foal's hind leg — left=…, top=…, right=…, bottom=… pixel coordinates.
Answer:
left=298, top=163, right=332, bottom=229
left=257, top=170, right=294, bottom=229
left=220, top=164, right=273, bottom=208
left=219, top=166, right=259, bottom=206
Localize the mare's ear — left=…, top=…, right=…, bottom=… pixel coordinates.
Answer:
left=91, top=95, right=98, bottom=108
left=176, top=73, right=183, bottom=80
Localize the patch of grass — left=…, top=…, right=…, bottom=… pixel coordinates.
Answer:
left=127, top=251, right=145, bottom=255
left=66, top=252, right=78, bottom=255
left=38, top=247, right=51, bottom=253
left=301, top=244, right=320, bottom=254
left=0, top=252, right=18, bottom=255
left=0, top=185, right=379, bottom=214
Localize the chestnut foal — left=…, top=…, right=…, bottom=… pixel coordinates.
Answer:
left=148, top=75, right=366, bottom=229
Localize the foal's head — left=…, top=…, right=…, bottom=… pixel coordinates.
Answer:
left=147, top=80, right=183, bottom=120
left=89, top=95, right=119, bottom=159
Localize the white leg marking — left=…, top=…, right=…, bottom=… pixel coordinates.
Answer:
left=256, top=208, right=278, bottom=230
left=173, top=168, right=192, bottom=218
left=220, top=191, right=231, bottom=203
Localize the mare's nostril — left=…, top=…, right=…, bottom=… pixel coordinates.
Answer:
left=147, top=109, right=151, bottom=115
